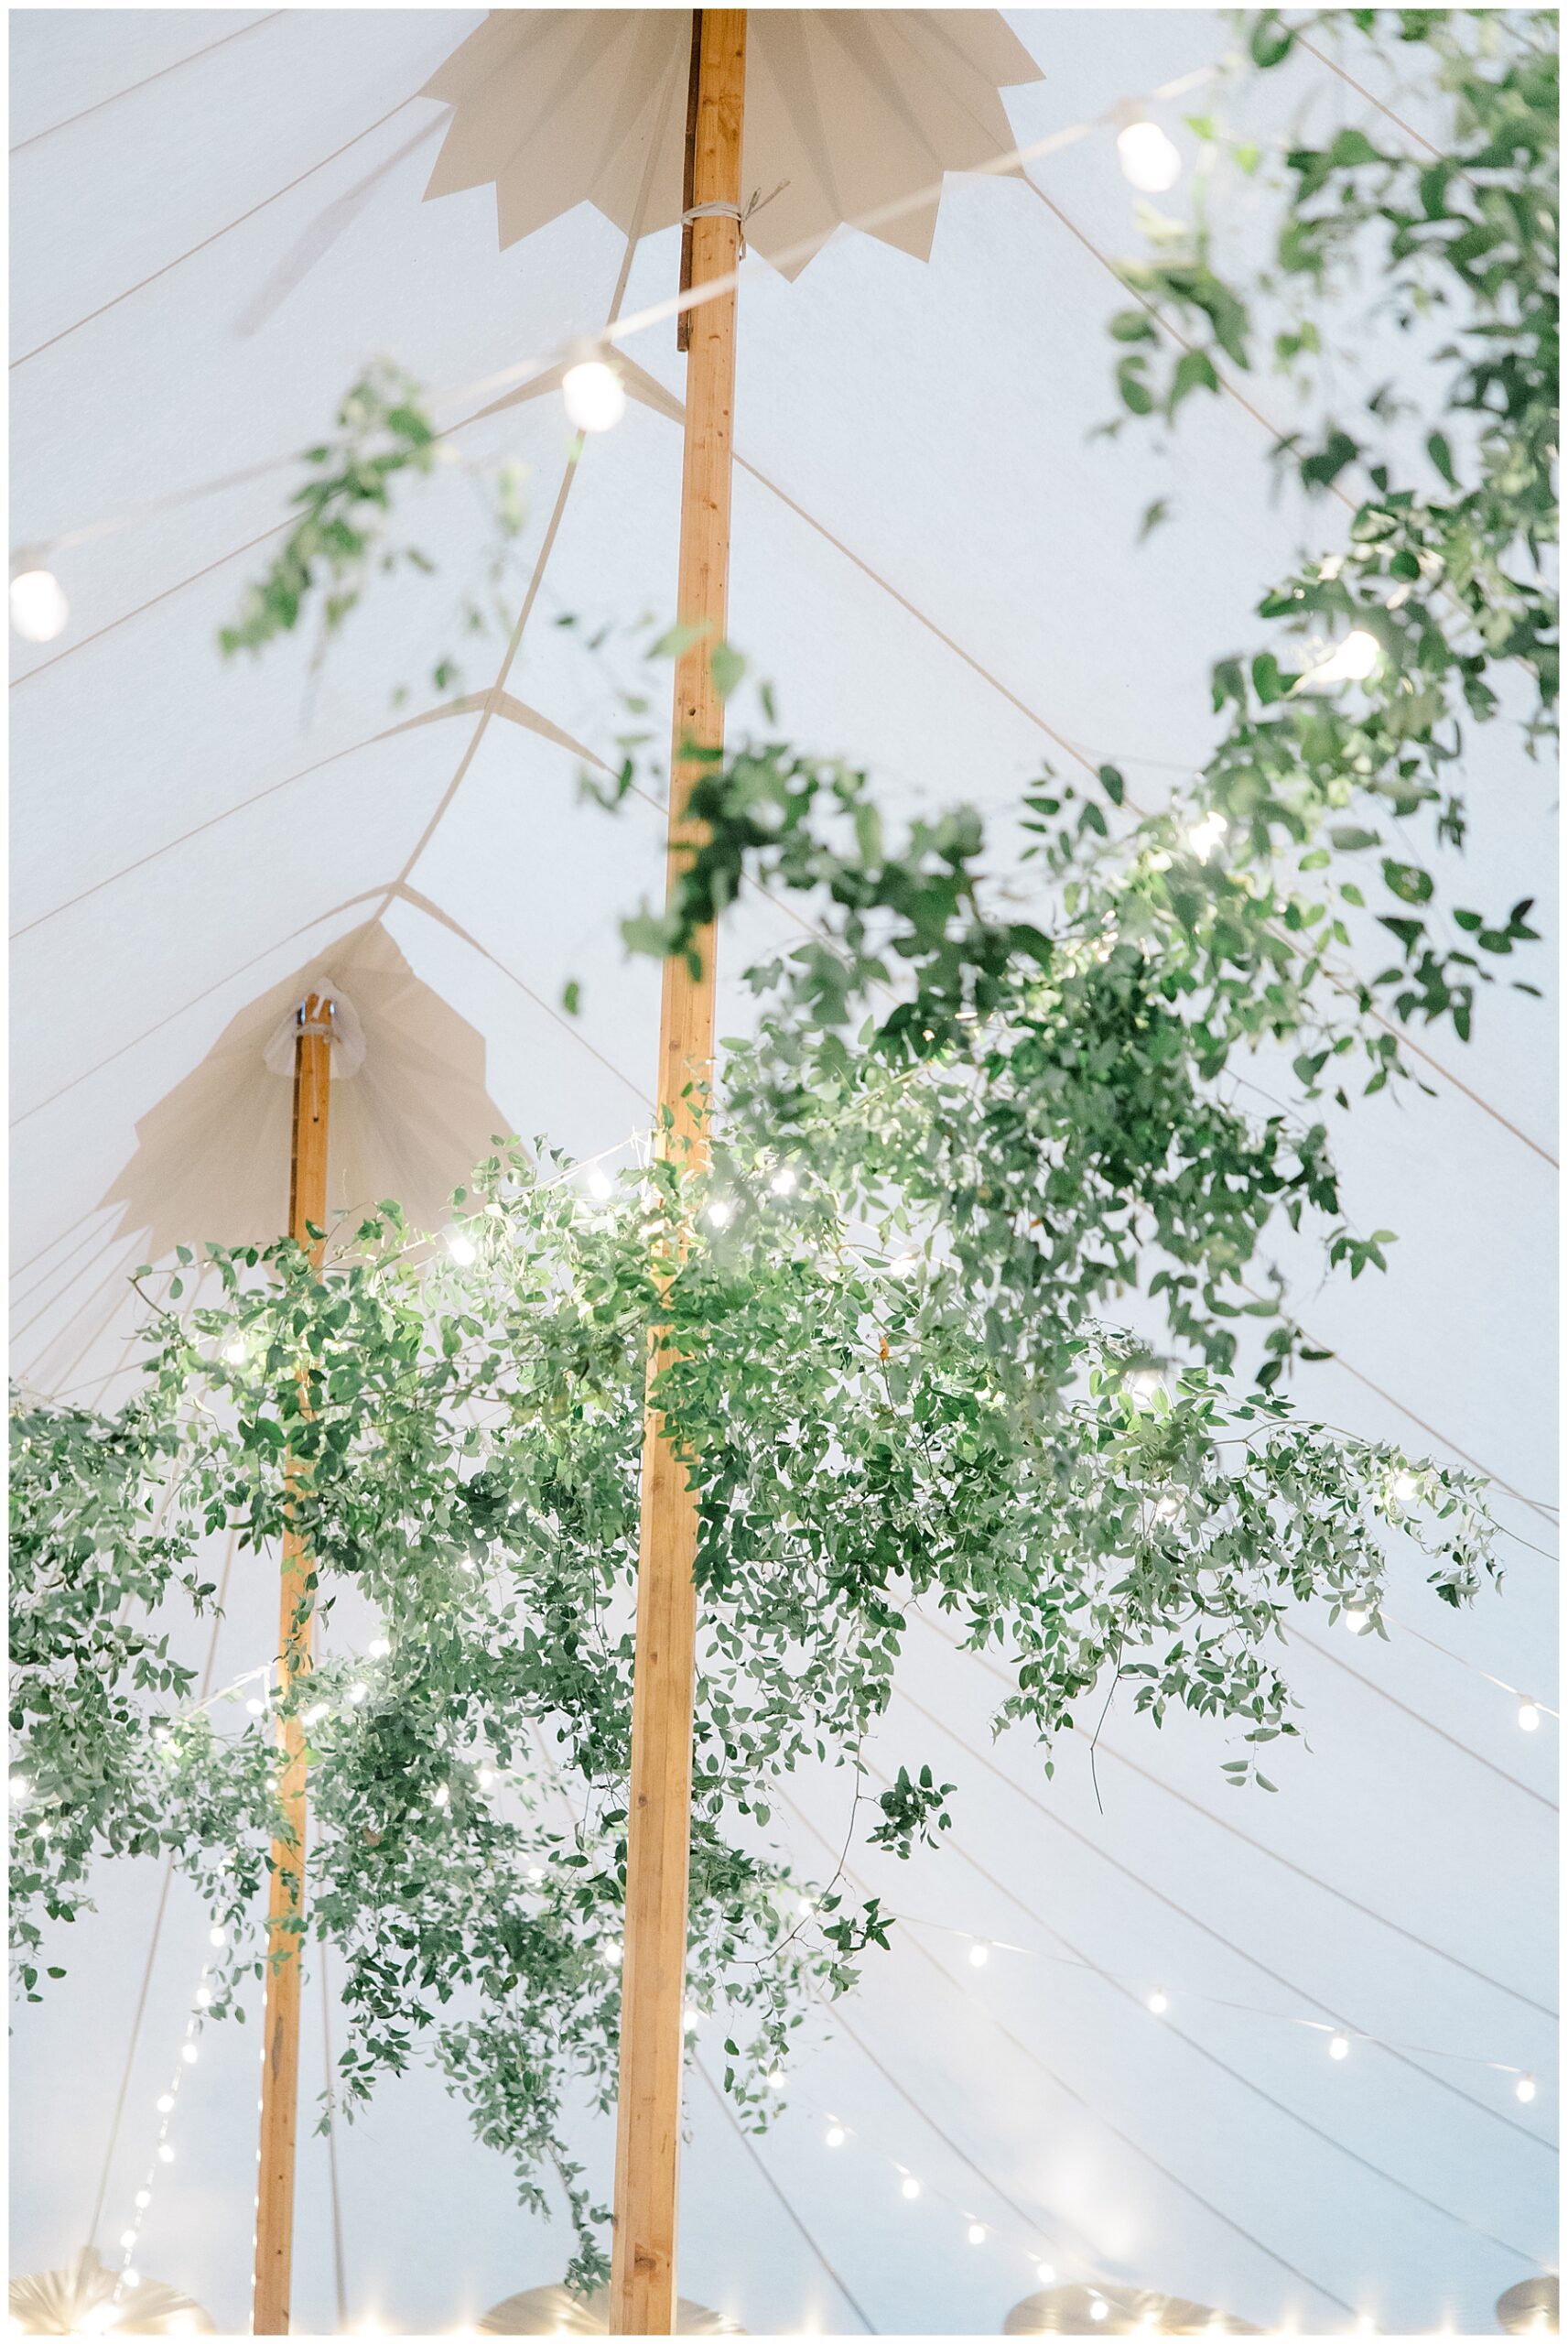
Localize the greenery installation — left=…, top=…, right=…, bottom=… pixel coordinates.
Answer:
left=11, top=8, right=1554, bottom=2287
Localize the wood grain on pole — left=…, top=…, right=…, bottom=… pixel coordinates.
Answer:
left=253, top=992, right=332, bottom=2336
left=610, top=14, right=746, bottom=2335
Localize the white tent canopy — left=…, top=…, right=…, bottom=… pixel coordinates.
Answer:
left=9, top=10, right=1557, bottom=2337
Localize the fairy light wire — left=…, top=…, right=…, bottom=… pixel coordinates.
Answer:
left=11, top=60, right=1219, bottom=559
left=777, top=1786, right=1357, bottom=2320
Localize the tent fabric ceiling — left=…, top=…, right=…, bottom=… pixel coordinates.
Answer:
left=8, top=9, right=1557, bottom=2339
left=419, top=9, right=1044, bottom=270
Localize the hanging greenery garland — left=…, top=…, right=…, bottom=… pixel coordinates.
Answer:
left=10, top=1068, right=1498, bottom=2273
left=11, top=0, right=1549, bottom=2291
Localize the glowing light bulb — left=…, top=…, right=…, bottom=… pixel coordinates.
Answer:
left=900, top=2176, right=921, bottom=2201
left=969, top=1942, right=990, bottom=1968
left=369, top=1637, right=391, bottom=1659
left=1127, top=1368, right=1162, bottom=1404
left=968, top=2223, right=987, bottom=2246
left=600, top=1937, right=623, bottom=1969
left=350, top=1682, right=369, bottom=1706
left=1148, top=1988, right=1169, bottom=2015
left=706, top=1199, right=732, bottom=1229
left=8, top=1774, right=28, bottom=1804
left=1089, top=2301, right=1110, bottom=2325
left=157, top=2144, right=175, bottom=2164
left=134, top=2191, right=151, bottom=2210
left=1516, top=2073, right=1537, bottom=2103
left=10, top=566, right=69, bottom=643
left=562, top=359, right=626, bottom=433
left=181, top=2043, right=199, bottom=2065
left=1328, top=2031, right=1350, bottom=2061
left=768, top=2068, right=786, bottom=2089
left=797, top=1894, right=816, bottom=1917
left=246, top=1698, right=264, bottom=1716
left=770, top=1167, right=797, bottom=1196
left=305, top=1701, right=329, bottom=1725
left=1310, top=629, right=1382, bottom=687
left=447, top=1232, right=477, bottom=1266
left=683, top=2005, right=701, bottom=2035
left=1390, top=1468, right=1418, bottom=1503
left=1344, top=1609, right=1368, bottom=1636
left=825, top=2123, right=846, bottom=2149
left=477, top=1765, right=495, bottom=1789
left=587, top=1167, right=614, bottom=1202
left=1117, top=118, right=1182, bottom=193
left=433, top=1784, right=450, bottom=1809
left=120, top=2230, right=139, bottom=2251
left=196, top=1987, right=212, bottom=2008
left=156, top=2094, right=174, bottom=2114
left=224, top=1340, right=246, bottom=1365
left=209, top=1926, right=227, bottom=1948
left=1185, top=809, right=1227, bottom=861
left=1518, top=1699, right=1541, bottom=1732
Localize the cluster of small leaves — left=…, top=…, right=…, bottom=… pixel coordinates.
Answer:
left=8, top=1396, right=271, bottom=1991
left=1102, top=7, right=1556, bottom=1042
left=217, top=361, right=530, bottom=703
left=7, top=1198, right=856, bottom=2281
left=10, top=1098, right=1500, bottom=2253
left=607, top=730, right=1411, bottom=1382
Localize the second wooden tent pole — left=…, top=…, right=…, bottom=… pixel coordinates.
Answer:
left=253, top=992, right=333, bottom=2336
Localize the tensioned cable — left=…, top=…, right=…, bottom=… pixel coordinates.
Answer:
left=392, top=883, right=654, bottom=1110
left=816, top=1990, right=1101, bottom=2273
left=1097, top=1728, right=1558, bottom=2020
left=10, top=1224, right=125, bottom=1321
left=1295, top=31, right=1444, bottom=158
left=364, top=56, right=681, bottom=943
left=9, top=892, right=384, bottom=1132
left=691, top=2055, right=879, bottom=2335
left=907, top=1634, right=1556, bottom=2025
left=1288, top=1625, right=1557, bottom=1812
left=1394, top=1614, right=1561, bottom=1715
left=863, top=1729, right=1551, bottom=2190
left=12, top=95, right=425, bottom=369
left=14, top=1244, right=157, bottom=1392
left=11, top=518, right=288, bottom=689
left=780, top=1790, right=1357, bottom=2318
left=10, top=14, right=284, bottom=155
left=884, top=1907, right=1545, bottom=2085
left=909, top=1820, right=1543, bottom=2263
left=1283, top=1319, right=1560, bottom=1530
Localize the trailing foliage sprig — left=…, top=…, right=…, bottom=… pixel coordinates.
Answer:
left=1101, top=7, right=1555, bottom=1041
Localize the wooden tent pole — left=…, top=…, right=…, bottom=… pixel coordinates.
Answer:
left=610, top=13, right=746, bottom=2336
left=253, top=992, right=333, bottom=2337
